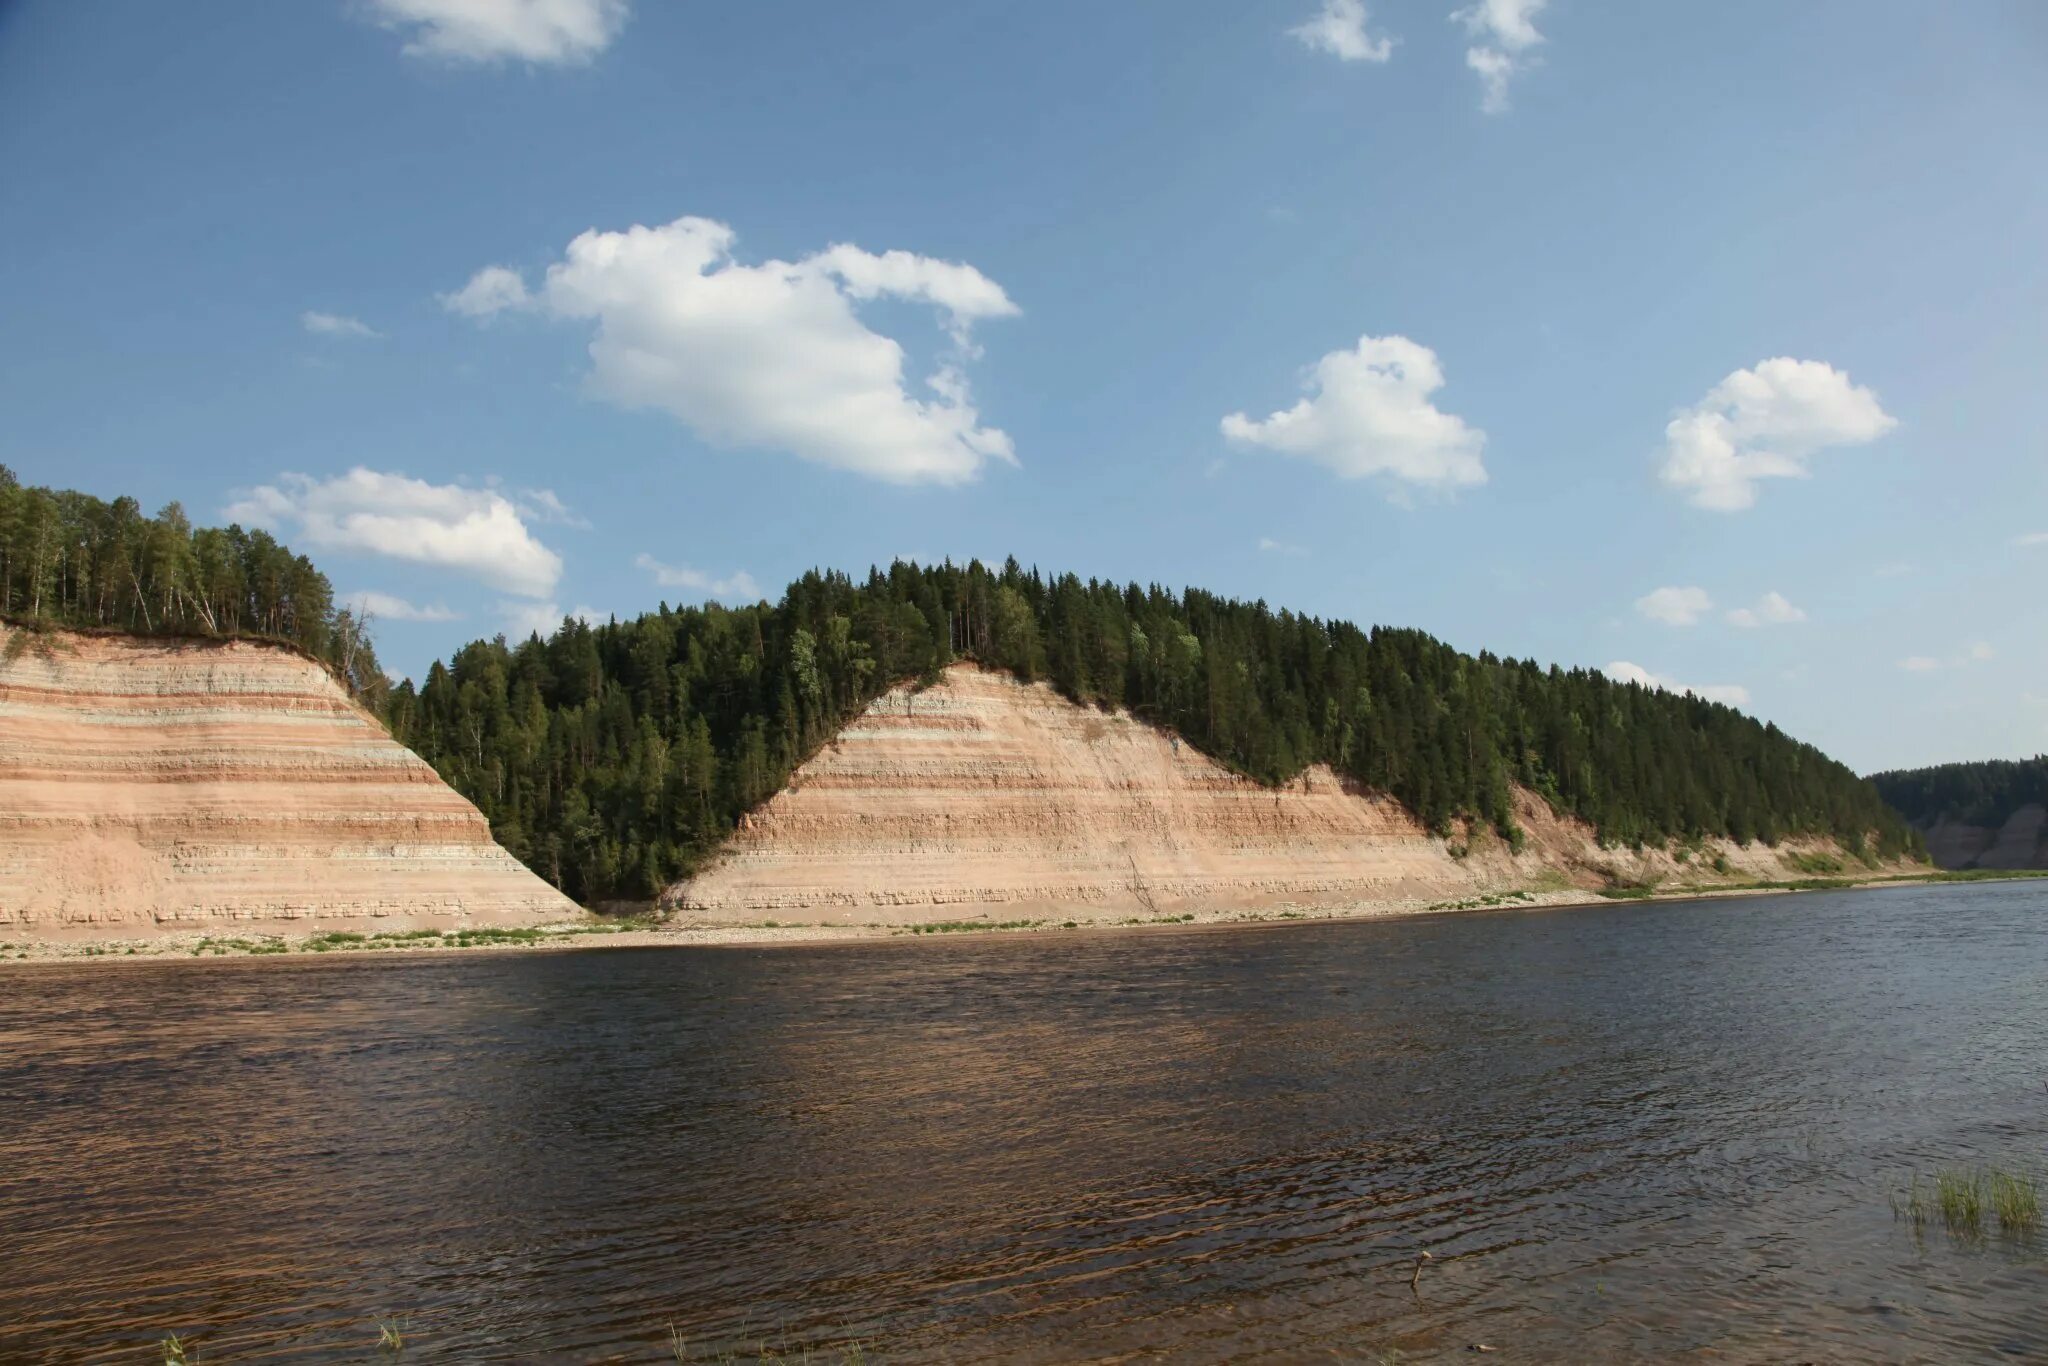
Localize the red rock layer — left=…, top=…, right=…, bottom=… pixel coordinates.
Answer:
left=677, top=665, right=1496, bottom=921
left=675, top=664, right=1910, bottom=924
left=0, top=628, right=577, bottom=936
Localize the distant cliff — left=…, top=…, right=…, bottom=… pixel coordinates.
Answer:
left=1871, top=757, right=2048, bottom=870
left=674, top=664, right=1917, bottom=924
left=0, top=626, right=577, bottom=938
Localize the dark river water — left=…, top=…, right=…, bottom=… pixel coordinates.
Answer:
left=3, top=882, right=2045, bottom=1363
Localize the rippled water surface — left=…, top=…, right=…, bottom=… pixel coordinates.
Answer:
left=4, top=882, right=2047, bottom=1362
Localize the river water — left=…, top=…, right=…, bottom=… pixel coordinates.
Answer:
left=2, top=881, right=2045, bottom=1362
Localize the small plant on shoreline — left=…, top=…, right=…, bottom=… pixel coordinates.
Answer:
left=375, top=1315, right=408, bottom=1353
left=1893, top=1166, right=2040, bottom=1237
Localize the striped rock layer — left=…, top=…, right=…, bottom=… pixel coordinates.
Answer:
left=0, top=628, right=576, bottom=936
left=676, top=664, right=1904, bottom=924
left=1918, top=805, right=2048, bottom=871
left=678, top=664, right=1515, bottom=921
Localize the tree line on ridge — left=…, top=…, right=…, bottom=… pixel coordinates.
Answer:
left=0, top=471, right=1921, bottom=906
left=1871, top=756, right=2048, bottom=830
left=0, top=466, right=387, bottom=697
left=383, top=558, right=1922, bottom=904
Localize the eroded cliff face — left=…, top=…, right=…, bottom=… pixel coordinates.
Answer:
left=674, top=664, right=1888, bottom=924
left=1917, top=806, right=2048, bottom=870
left=0, top=627, right=578, bottom=937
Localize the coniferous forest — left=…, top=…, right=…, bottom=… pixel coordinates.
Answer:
left=383, top=558, right=1922, bottom=904
left=1871, top=756, right=2048, bottom=830
left=0, top=472, right=1925, bottom=905
left=0, top=467, right=387, bottom=698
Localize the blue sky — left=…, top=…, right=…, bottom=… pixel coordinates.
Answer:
left=2, top=0, right=2044, bottom=773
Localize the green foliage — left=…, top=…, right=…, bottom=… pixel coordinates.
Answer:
left=1872, top=755, right=2048, bottom=829
left=0, top=467, right=385, bottom=701
left=391, top=558, right=1920, bottom=906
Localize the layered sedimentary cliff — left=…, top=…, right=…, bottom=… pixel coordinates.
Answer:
left=674, top=664, right=1887, bottom=924
left=1916, top=807, right=2048, bottom=870
left=0, top=627, right=577, bottom=937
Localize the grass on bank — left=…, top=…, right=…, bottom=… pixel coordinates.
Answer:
left=1893, top=1166, right=2041, bottom=1237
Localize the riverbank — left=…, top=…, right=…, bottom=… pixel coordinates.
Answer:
left=4, top=868, right=2038, bottom=964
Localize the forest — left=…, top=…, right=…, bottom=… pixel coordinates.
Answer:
left=0, top=466, right=386, bottom=697
left=1871, top=756, right=2048, bottom=828
left=383, top=557, right=1922, bottom=904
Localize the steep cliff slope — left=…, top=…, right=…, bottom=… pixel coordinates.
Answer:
left=674, top=664, right=1899, bottom=924
left=0, top=627, right=578, bottom=938
left=1870, top=757, right=2048, bottom=870
left=1916, top=807, right=2048, bottom=870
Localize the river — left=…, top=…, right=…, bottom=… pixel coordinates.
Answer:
left=3, top=881, right=2044, bottom=1361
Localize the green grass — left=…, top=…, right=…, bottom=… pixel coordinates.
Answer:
left=902, top=919, right=1045, bottom=935
left=375, top=1315, right=408, bottom=1353
left=1991, top=1169, right=2041, bottom=1231
left=1894, top=1166, right=2040, bottom=1236
left=1783, top=851, right=1847, bottom=876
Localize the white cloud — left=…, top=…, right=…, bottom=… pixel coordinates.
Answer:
left=1257, top=537, right=1309, bottom=556
left=1454, top=0, right=1545, bottom=112
left=511, top=486, right=591, bottom=529
left=452, top=216, right=1020, bottom=485
left=1291, top=0, right=1394, bottom=62
left=343, top=590, right=460, bottom=622
left=1604, top=661, right=1750, bottom=708
left=1635, top=585, right=1713, bottom=627
left=440, top=265, right=531, bottom=318
left=1726, top=590, right=1807, bottom=628
left=1221, top=334, right=1487, bottom=492
left=301, top=310, right=381, bottom=339
left=365, top=0, right=627, bottom=65
left=501, top=600, right=603, bottom=639
left=1897, top=642, right=1994, bottom=672
left=1660, top=358, right=1897, bottom=511
left=225, top=467, right=563, bottom=598
left=2014, top=531, right=2048, bottom=547
left=634, top=553, right=763, bottom=603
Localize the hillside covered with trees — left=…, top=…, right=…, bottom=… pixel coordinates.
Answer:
left=384, top=558, right=1921, bottom=904
left=0, top=466, right=385, bottom=698
left=1872, top=756, right=2048, bottom=828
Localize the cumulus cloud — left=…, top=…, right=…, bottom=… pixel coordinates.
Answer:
left=1221, top=334, right=1487, bottom=493
left=502, top=600, right=603, bottom=639
left=1290, top=0, right=1394, bottom=62
left=301, top=310, right=381, bottom=339
left=225, top=467, right=563, bottom=598
left=365, top=0, right=627, bottom=64
left=1257, top=537, right=1310, bottom=556
left=448, top=216, right=1020, bottom=485
left=1660, top=358, right=1897, bottom=511
left=1635, top=585, right=1712, bottom=627
left=440, top=265, right=531, bottom=318
left=510, top=486, right=591, bottom=529
left=1726, top=591, right=1807, bottom=628
left=1454, top=0, right=1545, bottom=112
left=634, top=553, right=763, bottom=603
left=1604, top=661, right=1750, bottom=708
left=343, top=590, right=459, bottom=623
left=1897, top=642, right=1994, bottom=672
